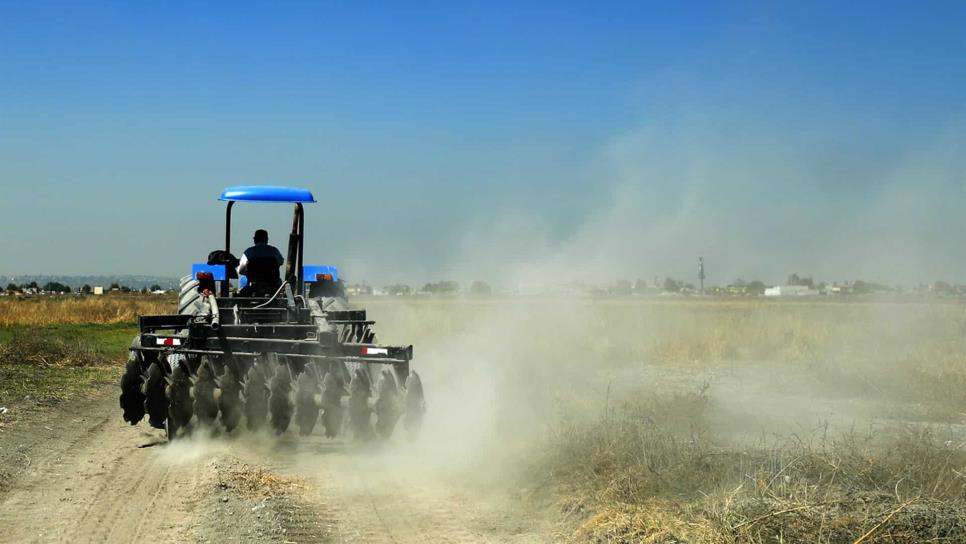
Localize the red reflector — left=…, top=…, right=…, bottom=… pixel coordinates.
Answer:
left=316, top=273, right=333, bottom=281
left=196, top=271, right=214, bottom=281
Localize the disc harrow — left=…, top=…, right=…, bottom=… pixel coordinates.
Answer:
left=119, top=185, right=424, bottom=443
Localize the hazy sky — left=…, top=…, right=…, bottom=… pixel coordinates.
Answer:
left=1, top=2, right=964, bottom=286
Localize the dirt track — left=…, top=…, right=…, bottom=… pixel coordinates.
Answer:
left=0, top=387, right=547, bottom=543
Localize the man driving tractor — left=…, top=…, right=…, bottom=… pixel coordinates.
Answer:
left=237, top=228, right=284, bottom=296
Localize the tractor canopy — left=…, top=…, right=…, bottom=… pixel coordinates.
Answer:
left=219, top=185, right=316, bottom=203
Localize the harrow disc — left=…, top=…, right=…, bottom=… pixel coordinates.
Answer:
left=216, top=366, right=243, bottom=432
left=192, top=360, right=219, bottom=427
left=142, top=362, right=168, bottom=429
left=166, top=362, right=194, bottom=441
left=348, top=369, right=374, bottom=440
left=320, top=371, right=347, bottom=438
left=403, top=371, right=425, bottom=439
left=120, top=349, right=146, bottom=425
left=269, top=361, right=295, bottom=435
left=375, top=370, right=402, bottom=440
left=243, top=362, right=270, bottom=431
left=294, top=365, right=322, bottom=436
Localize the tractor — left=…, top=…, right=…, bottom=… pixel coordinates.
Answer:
left=118, top=185, right=424, bottom=441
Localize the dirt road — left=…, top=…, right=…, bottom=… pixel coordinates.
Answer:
left=0, top=387, right=548, bottom=543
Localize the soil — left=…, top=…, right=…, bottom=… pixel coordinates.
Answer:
left=0, top=386, right=550, bottom=543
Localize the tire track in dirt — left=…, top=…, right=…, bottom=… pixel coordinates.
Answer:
left=237, top=439, right=548, bottom=544
left=0, top=388, right=549, bottom=543
left=0, top=389, right=203, bottom=543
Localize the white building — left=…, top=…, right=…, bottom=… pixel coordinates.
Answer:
left=93, top=286, right=104, bottom=295
left=764, top=285, right=819, bottom=297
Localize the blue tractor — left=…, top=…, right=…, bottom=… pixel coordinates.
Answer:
left=118, top=186, right=424, bottom=441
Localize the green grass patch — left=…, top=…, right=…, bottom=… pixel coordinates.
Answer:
left=0, top=324, right=135, bottom=405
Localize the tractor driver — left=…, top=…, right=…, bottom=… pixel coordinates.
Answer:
left=237, top=229, right=285, bottom=295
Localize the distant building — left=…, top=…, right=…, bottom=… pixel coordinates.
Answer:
left=764, top=285, right=819, bottom=297
left=93, top=286, right=104, bottom=295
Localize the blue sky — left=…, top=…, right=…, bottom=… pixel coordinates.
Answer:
left=1, top=2, right=964, bottom=286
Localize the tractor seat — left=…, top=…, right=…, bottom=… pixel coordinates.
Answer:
left=239, top=256, right=282, bottom=297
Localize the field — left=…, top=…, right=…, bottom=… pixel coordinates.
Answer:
left=1, top=294, right=965, bottom=542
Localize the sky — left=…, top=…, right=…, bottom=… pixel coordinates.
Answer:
left=1, top=1, right=964, bottom=287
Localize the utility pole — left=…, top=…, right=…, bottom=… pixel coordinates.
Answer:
left=698, top=256, right=706, bottom=295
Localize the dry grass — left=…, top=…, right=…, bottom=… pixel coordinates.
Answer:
left=539, top=391, right=966, bottom=543
left=226, top=465, right=307, bottom=497
left=0, top=295, right=172, bottom=326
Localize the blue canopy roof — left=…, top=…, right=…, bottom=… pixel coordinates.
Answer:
left=219, top=185, right=316, bottom=203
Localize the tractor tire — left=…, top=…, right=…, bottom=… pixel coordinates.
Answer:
left=120, top=342, right=146, bottom=425
left=178, top=277, right=203, bottom=315
left=142, top=362, right=168, bottom=429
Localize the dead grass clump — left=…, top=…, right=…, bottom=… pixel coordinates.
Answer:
left=227, top=466, right=306, bottom=497
left=0, top=334, right=114, bottom=367
left=575, top=501, right=716, bottom=543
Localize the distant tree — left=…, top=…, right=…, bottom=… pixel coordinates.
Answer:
left=6, top=283, right=18, bottom=293
left=787, top=274, right=814, bottom=288
left=853, top=280, right=889, bottom=295
left=149, top=284, right=162, bottom=292
left=24, top=281, right=39, bottom=290
left=81, top=284, right=92, bottom=294
left=745, top=281, right=766, bottom=295
left=469, top=280, right=492, bottom=295
left=109, top=282, right=121, bottom=290
left=663, top=277, right=682, bottom=293
left=422, top=281, right=460, bottom=294
left=610, top=280, right=632, bottom=296
left=385, top=284, right=412, bottom=296
left=43, top=281, right=71, bottom=293
left=633, top=278, right=647, bottom=293
left=931, top=281, right=954, bottom=295
left=120, top=285, right=132, bottom=293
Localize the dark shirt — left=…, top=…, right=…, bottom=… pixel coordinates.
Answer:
left=237, top=242, right=284, bottom=277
